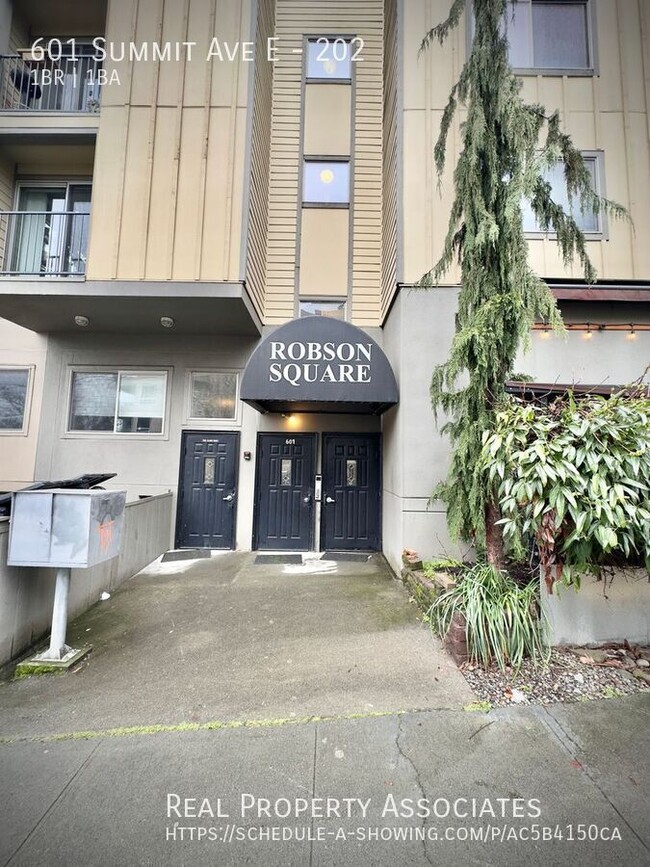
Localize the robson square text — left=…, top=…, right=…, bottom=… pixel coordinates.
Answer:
left=268, top=340, right=373, bottom=386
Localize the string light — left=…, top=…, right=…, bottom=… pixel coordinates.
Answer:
left=533, top=322, right=650, bottom=337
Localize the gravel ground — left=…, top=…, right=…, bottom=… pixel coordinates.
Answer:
left=461, top=645, right=650, bottom=708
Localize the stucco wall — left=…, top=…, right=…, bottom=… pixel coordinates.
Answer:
left=381, top=289, right=650, bottom=571
left=542, top=570, right=650, bottom=645
left=0, top=320, right=48, bottom=491
left=0, top=491, right=173, bottom=666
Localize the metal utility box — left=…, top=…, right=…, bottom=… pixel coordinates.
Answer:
left=8, top=489, right=127, bottom=568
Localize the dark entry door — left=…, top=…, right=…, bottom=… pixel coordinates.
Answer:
left=176, top=432, right=239, bottom=549
left=322, top=434, right=381, bottom=551
left=254, top=434, right=316, bottom=550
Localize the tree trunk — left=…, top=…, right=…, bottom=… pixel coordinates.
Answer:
left=485, top=499, right=505, bottom=569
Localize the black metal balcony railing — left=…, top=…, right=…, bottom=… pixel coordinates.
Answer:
left=0, top=211, right=89, bottom=276
left=0, top=54, right=101, bottom=112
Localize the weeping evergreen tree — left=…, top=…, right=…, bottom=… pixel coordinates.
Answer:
left=419, top=0, right=627, bottom=566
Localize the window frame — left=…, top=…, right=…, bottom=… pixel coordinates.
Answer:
left=466, top=0, right=598, bottom=77
left=523, top=150, right=607, bottom=239
left=299, top=298, right=348, bottom=321
left=301, top=157, right=351, bottom=208
left=65, top=367, right=171, bottom=439
left=184, top=369, right=241, bottom=426
left=0, top=365, right=34, bottom=436
left=305, top=36, right=354, bottom=83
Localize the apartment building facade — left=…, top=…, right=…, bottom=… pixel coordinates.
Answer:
left=0, top=0, right=648, bottom=571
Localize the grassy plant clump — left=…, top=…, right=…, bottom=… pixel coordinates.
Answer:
left=428, top=562, right=548, bottom=671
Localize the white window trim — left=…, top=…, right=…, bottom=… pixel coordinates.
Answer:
left=523, top=150, right=608, bottom=240
left=184, top=369, right=241, bottom=426
left=64, top=366, right=172, bottom=439
left=0, top=364, right=34, bottom=436
left=466, top=0, right=598, bottom=77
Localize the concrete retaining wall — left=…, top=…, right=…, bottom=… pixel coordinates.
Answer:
left=0, top=492, right=173, bottom=666
left=541, top=569, right=650, bottom=646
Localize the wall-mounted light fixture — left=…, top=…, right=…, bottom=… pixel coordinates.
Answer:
left=74, top=315, right=89, bottom=327
left=160, top=316, right=175, bottom=329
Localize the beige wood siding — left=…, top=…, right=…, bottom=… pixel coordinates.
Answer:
left=86, top=0, right=254, bottom=283
left=381, top=0, right=398, bottom=319
left=244, top=0, right=275, bottom=319
left=299, top=208, right=350, bottom=295
left=402, top=0, right=650, bottom=285
left=265, top=0, right=384, bottom=326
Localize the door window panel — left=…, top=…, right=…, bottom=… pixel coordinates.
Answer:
left=203, top=458, right=216, bottom=485
left=280, top=459, right=292, bottom=487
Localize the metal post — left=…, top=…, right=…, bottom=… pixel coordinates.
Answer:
left=47, top=567, right=72, bottom=660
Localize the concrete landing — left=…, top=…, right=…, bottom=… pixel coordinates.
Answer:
left=0, top=551, right=473, bottom=740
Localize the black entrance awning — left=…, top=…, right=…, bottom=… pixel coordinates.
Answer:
left=240, top=317, right=398, bottom=414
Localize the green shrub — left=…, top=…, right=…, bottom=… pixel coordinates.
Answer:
left=481, top=389, right=650, bottom=590
left=428, top=562, right=548, bottom=671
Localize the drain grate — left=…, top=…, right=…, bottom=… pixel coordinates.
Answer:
left=323, top=551, right=374, bottom=562
left=254, top=554, right=303, bottom=565
left=161, top=549, right=212, bottom=563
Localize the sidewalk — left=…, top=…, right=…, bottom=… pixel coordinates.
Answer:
left=1, top=697, right=648, bottom=866
left=0, top=552, right=648, bottom=865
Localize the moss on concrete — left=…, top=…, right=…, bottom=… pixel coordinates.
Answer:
left=0, top=707, right=417, bottom=745
left=13, top=663, right=68, bottom=680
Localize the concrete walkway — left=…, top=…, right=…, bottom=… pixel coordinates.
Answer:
left=1, top=553, right=648, bottom=866
left=0, top=551, right=472, bottom=739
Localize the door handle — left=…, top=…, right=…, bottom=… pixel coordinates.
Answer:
left=223, top=493, right=234, bottom=502
left=303, top=495, right=311, bottom=504
left=325, top=496, right=335, bottom=504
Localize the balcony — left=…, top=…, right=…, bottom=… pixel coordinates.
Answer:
left=0, top=52, right=101, bottom=113
left=0, top=210, right=89, bottom=277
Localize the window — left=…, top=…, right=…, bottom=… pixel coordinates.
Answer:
left=306, top=39, right=352, bottom=80
left=189, top=372, right=238, bottom=420
left=69, top=370, right=167, bottom=433
left=4, top=182, right=91, bottom=276
left=299, top=300, right=347, bottom=319
left=522, top=155, right=601, bottom=234
left=470, top=1, right=593, bottom=72
left=508, top=0, right=591, bottom=71
left=0, top=368, right=31, bottom=432
left=303, top=161, right=350, bottom=205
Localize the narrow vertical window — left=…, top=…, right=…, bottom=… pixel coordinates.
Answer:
left=281, top=459, right=292, bottom=487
